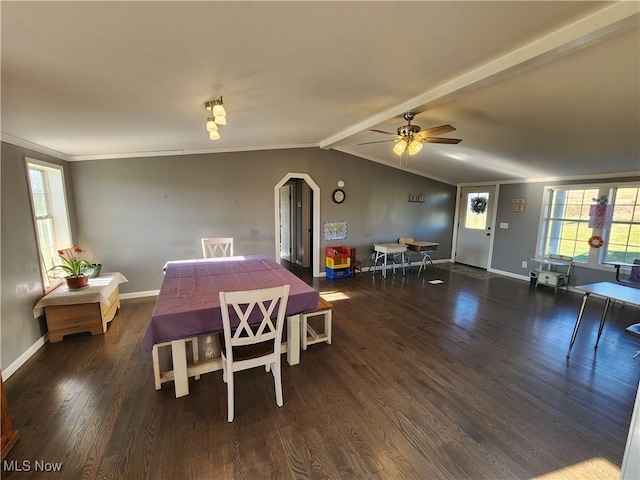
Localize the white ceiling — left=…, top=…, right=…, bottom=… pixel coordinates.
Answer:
left=1, top=1, right=639, bottom=185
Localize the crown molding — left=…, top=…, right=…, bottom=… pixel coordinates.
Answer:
left=73, top=143, right=316, bottom=160
left=0, top=137, right=319, bottom=162
left=1, top=133, right=72, bottom=161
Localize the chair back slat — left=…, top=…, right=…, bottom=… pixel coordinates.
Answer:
left=202, top=237, right=234, bottom=258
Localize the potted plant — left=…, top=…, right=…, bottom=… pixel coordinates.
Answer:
left=82, top=262, right=102, bottom=278
left=48, top=245, right=93, bottom=289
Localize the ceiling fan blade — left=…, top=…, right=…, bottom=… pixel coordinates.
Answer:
left=358, top=139, right=395, bottom=145
left=423, top=137, right=462, bottom=144
left=369, top=129, right=398, bottom=137
left=417, top=124, right=456, bottom=137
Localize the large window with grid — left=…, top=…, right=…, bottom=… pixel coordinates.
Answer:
left=538, top=182, right=640, bottom=266
left=27, top=159, right=72, bottom=289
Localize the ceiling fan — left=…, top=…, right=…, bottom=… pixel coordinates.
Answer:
left=360, top=112, right=462, bottom=159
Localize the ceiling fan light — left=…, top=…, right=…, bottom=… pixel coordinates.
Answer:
left=209, top=130, right=220, bottom=140
left=206, top=117, right=218, bottom=132
left=214, top=115, right=226, bottom=125
left=393, top=139, right=408, bottom=155
left=408, top=140, right=423, bottom=155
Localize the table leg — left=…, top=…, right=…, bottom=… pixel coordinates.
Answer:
left=567, top=292, right=591, bottom=359
left=372, top=252, right=383, bottom=277
left=426, top=253, right=437, bottom=273
left=401, top=252, right=406, bottom=276
left=417, top=253, right=426, bottom=276
left=171, top=339, right=189, bottom=398
left=594, top=298, right=612, bottom=349
left=287, top=314, right=300, bottom=366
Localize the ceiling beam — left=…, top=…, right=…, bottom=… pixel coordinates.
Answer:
left=319, top=1, right=640, bottom=149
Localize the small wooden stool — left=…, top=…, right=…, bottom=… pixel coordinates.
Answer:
left=301, top=297, right=333, bottom=350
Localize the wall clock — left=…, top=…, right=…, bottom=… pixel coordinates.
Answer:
left=332, top=189, right=345, bottom=204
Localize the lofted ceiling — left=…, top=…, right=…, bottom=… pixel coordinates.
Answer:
left=1, top=1, right=639, bottom=186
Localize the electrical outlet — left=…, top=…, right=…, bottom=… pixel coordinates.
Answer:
left=522, top=261, right=527, bottom=268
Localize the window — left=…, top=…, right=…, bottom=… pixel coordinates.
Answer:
left=538, top=183, right=640, bottom=266
left=465, top=192, right=489, bottom=230
left=606, top=186, right=640, bottom=263
left=26, top=159, right=72, bottom=289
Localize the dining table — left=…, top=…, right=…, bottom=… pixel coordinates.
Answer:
left=141, top=255, right=320, bottom=397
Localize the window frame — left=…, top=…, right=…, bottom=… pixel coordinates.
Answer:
left=536, top=181, right=640, bottom=270
left=25, top=158, right=73, bottom=291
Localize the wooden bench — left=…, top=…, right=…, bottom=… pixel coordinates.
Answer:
left=301, top=297, right=333, bottom=350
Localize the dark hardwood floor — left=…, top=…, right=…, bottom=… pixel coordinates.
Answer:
left=3, top=264, right=639, bottom=479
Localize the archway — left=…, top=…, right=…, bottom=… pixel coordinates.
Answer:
left=274, top=173, right=321, bottom=277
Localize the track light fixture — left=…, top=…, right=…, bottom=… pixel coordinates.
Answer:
left=204, top=96, right=227, bottom=140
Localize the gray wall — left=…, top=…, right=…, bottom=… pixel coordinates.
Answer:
left=69, top=148, right=457, bottom=293
left=4, top=137, right=635, bottom=373
left=1, top=142, right=77, bottom=370
left=1, top=143, right=457, bottom=371
left=491, top=176, right=640, bottom=284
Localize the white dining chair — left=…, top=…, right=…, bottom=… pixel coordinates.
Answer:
left=218, top=284, right=290, bottom=422
left=201, top=237, right=234, bottom=258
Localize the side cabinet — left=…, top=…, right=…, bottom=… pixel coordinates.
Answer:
left=1, top=375, right=20, bottom=460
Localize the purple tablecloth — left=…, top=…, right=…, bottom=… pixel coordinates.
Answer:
left=141, top=255, right=319, bottom=353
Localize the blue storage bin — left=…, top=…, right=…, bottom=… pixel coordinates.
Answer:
left=326, top=266, right=350, bottom=279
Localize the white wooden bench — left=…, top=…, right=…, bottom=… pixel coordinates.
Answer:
left=152, top=336, right=202, bottom=390
left=151, top=315, right=303, bottom=395
left=301, top=297, right=333, bottom=350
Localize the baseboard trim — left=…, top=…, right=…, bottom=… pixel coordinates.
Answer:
left=488, top=268, right=530, bottom=282
left=120, top=290, right=159, bottom=300
left=2, top=334, right=48, bottom=380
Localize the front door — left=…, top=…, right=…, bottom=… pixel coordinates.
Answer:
left=455, top=185, right=496, bottom=269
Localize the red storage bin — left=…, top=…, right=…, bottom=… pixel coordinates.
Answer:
left=325, top=246, right=351, bottom=259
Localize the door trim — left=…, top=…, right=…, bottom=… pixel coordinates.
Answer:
left=274, top=173, right=321, bottom=277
